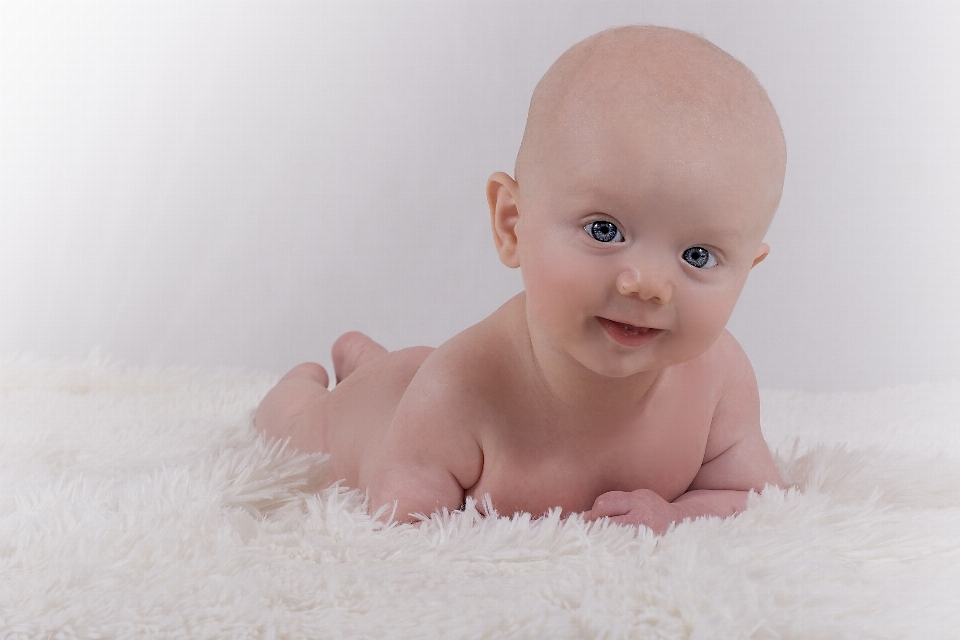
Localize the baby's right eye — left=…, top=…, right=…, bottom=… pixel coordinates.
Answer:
left=584, top=221, right=624, bottom=243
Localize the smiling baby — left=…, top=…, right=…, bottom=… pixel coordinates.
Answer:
left=255, top=25, right=786, bottom=533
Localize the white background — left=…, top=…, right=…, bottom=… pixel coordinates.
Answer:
left=2, top=1, right=959, bottom=392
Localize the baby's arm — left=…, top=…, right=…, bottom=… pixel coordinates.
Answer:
left=364, top=359, right=484, bottom=524
left=587, top=334, right=780, bottom=533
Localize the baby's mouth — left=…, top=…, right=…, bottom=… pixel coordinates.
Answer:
left=597, top=317, right=662, bottom=347
left=616, top=322, right=649, bottom=335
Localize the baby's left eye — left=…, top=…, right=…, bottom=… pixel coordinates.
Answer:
left=584, top=221, right=624, bottom=243
left=682, top=246, right=717, bottom=269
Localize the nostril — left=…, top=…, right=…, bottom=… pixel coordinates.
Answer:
left=616, top=269, right=642, bottom=295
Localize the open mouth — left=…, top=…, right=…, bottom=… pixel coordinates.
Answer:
left=597, top=317, right=662, bottom=347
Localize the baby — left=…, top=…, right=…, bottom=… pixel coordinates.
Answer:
left=256, top=25, right=786, bottom=533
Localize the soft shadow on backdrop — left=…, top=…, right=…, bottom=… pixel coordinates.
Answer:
left=2, top=1, right=959, bottom=392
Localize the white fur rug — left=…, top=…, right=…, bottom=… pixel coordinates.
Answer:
left=2, top=356, right=959, bottom=639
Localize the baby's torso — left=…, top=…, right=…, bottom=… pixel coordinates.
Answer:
left=317, top=305, right=729, bottom=519
left=464, top=356, right=722, bottom=517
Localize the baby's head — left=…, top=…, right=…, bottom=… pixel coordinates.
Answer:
left=487, top=26, right=787, bottom=377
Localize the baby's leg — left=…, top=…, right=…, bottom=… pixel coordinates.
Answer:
left=331, top=331, right=388, bottom=383
left=255, top=362, right=331, bottom=451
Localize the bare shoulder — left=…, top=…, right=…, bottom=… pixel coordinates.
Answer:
left=695, top=329, right=763, bottom=464
left=690, top=328, right=752, bottom=372
left=363, top=316, right=508, bottom=518
left=681, top=329, right=782, bottom=492
left=416, top=295, right=523, bottom=403
left=400, top=310, right=516, bottom=438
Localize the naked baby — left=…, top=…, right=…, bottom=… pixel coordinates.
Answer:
left=256, top=25, right=786, bottom=534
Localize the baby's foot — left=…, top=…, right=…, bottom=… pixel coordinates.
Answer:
left=281, top=362, right=330, bottom=388
left=332, top=331, right=388, bottom=383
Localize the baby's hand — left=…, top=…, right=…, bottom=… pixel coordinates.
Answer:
left=583, top=488, right=676, bottom=535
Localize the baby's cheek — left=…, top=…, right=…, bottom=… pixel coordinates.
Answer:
left=677, top=295, right=737, bottom=357
left=525, top=268, right=580, bottom=323
left=525, top=246, right=589, bottom=299
left=524, top=253, right=596, bottom=332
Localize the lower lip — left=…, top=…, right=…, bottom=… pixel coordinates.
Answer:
left=597, top=317, right=663, bottom=348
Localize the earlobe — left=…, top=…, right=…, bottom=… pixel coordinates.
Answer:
left=752, top=243, right=770, bottom=268
left=487, top=172, right=522, bottom=269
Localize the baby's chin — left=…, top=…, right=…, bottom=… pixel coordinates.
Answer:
left=568, top=343, right=669, bottom=379
left=570, top=333, right=719, bottom=379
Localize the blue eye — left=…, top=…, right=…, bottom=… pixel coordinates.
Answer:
left=682, top=246, right=717, bottom=269
left=585, top=221, right=623, bottom=243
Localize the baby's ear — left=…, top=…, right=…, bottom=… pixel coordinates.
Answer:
left=752, top=242, right=770, bottom=268
left=487, top=172, right=521, bottom=269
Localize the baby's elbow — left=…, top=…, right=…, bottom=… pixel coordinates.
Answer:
left=368, top=475, right=464, bottom=526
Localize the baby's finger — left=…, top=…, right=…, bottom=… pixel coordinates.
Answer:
left=582, top=510, right=621, bottom=523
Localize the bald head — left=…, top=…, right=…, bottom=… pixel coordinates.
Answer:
left=515, top=25, right=786, bottom=214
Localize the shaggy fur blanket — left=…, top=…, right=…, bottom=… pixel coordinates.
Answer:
left=1, top=356, right=959, bottom=639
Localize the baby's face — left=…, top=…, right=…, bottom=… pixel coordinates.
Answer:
left=513, top=105, right=783, bottom=378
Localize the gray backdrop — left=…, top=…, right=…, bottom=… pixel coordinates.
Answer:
left=2, top=1, right=959, bottom=392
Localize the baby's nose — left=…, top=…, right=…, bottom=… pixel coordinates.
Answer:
left=616, top=266, right=672, bottom=305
